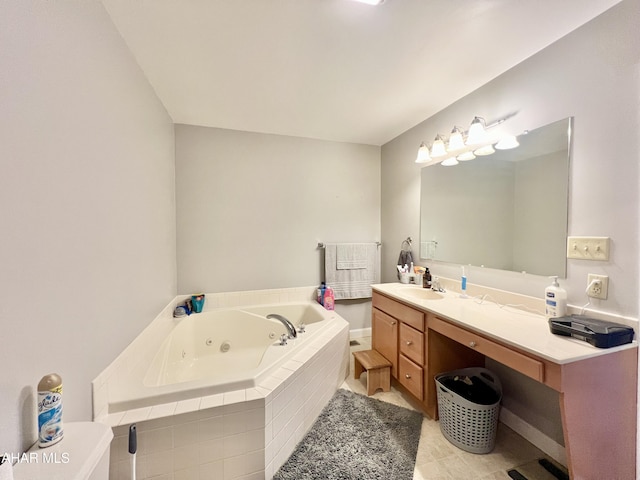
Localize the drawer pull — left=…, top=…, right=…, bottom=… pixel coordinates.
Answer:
left=405, top=374, right=411, bottom=379
left=406, top=341, right=413, bottom=346
left=469, top=341, right=477, bottom=348
left=391, top=321, right=396, bottom=325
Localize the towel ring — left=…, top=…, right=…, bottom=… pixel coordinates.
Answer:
left=401, top=237, right=412, bottom=252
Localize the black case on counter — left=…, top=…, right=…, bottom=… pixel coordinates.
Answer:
left=549, top=315, right=635, bottom=348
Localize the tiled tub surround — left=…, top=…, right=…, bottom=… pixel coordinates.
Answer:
left=92, top=287, right=350, bottom=479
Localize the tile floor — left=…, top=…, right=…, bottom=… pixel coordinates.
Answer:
left=341, top=337, right=550, bottom=480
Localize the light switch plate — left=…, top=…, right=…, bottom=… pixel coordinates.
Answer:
left=567, top=236, right=610, bottom=261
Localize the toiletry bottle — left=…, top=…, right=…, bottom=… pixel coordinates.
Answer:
left=423, top=268, right=432, bottom=289
left=318, top=282, right=326, bottom=305
left=545, top=276, right=567, bottom=318
left=460, top=266, right=468, bottom=298
left=317, top=282, right=326, bottom=305
left=323, top=286, right=335, bottom=310
left=38, top=373, right=64, bottom=447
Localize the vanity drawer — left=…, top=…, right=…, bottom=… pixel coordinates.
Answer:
left=400, top=323, right=424, bottom=365
left=398, top=355, right=423, bottom=400
left=430, top=317, right=545, bottom=383
left=373, top=292, right=425, bottom=331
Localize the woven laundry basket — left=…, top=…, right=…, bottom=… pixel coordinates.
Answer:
left=435, top=367, right=502, bottom=454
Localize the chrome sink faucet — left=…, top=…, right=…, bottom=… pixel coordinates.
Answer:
left=432, top=277, right=445, bottom=293
left=267, top=314, right=297, bottom=339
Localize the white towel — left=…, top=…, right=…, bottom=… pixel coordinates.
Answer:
left=325, top=243, right=380, bottom=300
left=336, top=243, right=369, bottom=270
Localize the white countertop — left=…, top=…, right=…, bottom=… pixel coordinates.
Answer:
left=372, top=283, right=637, bottom=365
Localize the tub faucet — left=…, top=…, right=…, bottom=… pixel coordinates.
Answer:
left=267, top=314, right=297, bottom=339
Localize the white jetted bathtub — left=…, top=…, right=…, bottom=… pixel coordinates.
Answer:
left=107, top=301, right=341, bottom=413
left=94, top=289, right=350, bottom=480
left=144, top=304, right=326, bottom=388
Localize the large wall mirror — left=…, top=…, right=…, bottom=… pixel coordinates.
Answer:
left=419, top=117, right=572, bottom=277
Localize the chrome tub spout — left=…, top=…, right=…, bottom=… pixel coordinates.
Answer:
left=266, top=313, right=297, bottom=339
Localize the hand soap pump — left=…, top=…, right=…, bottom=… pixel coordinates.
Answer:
left=545, top=276, right=567, bottom=318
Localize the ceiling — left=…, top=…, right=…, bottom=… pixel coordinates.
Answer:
left=102, top=0, right=620, bottom=146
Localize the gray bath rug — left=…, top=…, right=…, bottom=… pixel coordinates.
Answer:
left=273, top=388, right=423, bottom=480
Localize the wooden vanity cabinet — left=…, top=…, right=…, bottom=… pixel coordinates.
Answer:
left=373, top=292, right=429, bottom=403
left=372, top=291, right=483, bottom=418
left=372, top=288, right=638, bottom=479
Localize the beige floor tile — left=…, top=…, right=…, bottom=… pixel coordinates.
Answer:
left=347, top=336, right=556, bottom=480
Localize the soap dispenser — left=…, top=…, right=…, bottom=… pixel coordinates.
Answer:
left=545, top=276, right=567, bottom=318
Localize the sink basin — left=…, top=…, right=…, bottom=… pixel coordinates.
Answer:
left=398, top=288, right=444, bottom=301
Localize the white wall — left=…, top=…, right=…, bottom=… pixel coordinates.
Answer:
left=175, top=125, right=381, bottom=330
left=381, top=0, right=638, bottom=449
left=0, top=1, right=176, bottom=456
left=382, top=1, right=639, bottom=317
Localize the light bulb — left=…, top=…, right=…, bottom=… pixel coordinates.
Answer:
left=441, top=157, right=459, bottom=167
left=466, top=117, right=488, bottom=146
left=447, top=127, right=465, bottom=151
left=415, top=142, right=431, bottom=163
left=474, top=144, right=495, bottom=156
left=495, top=135, right=520, bottom=150
left=430, top=135, right=447, bottom=157
left=457, top=151, right=476, bottom=161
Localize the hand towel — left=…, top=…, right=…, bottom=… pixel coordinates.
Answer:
left=325, top=243, right=380, bottom=300
left=397, top=250, right=413, bottom=267
left=336, top=243, right=368, bottom=270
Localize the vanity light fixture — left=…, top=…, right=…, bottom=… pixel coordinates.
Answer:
left=457, top=151, right=476, bottom=161
left=466, top=117, right=489, bottom=146
left=495, top=134, right=520, bottom=150
left=430, top=134, right=447, bottom=158
left=415, top=112, right=518, bottom=167
left=447, top=126, right=466, bottom=151
left=415, top=142, right=431, bottom=163
left=473, top=144, right=495, bottom=156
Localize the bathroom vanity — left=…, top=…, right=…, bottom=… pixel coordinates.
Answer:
left=371, top=283, right=637, bottom=480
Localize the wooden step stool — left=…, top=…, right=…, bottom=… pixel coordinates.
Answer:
left=353, top=349, right=392, bottom=396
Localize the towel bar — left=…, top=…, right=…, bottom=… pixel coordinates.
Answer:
left=317, top=242, right=381, bottom=249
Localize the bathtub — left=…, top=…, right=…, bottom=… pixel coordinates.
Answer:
left=144, top=304, right=326, bottom=388
left=95, top=289, right=350, bottom=479
left=105, top=300, right=346, bottom=413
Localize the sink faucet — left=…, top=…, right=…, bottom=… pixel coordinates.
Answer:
left=267, top=314, right=297, bottom=339
left=432, top=277, right=445, bottom=292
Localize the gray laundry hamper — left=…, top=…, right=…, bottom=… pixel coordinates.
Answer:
left=435, top=367, right=502, bottom=454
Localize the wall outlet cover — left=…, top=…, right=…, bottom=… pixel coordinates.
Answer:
left=567, top=237, right=610, bottom=261
left=587, top=274, right=609, bottom=300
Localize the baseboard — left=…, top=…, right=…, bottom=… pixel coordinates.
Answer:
left=349, top=327, right=372, bottom=339
left=500, top=407, right=567, bottom=466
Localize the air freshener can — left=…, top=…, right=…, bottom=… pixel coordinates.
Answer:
left=37, top=373, right=64, bottom=447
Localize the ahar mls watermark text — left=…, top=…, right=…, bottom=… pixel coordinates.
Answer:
left=1, top=451, right=70, bottom=465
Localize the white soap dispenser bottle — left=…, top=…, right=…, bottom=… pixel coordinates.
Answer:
left=545, top=276, right=567, bottom=318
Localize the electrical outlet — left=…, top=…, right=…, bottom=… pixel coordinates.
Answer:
left=587, top=274, right=609, bottom=299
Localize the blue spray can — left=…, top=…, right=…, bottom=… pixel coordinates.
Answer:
left=37, top=373, right=64, bottom=447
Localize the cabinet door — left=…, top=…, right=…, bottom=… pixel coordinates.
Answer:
left=372, top=308, right=398, bottom=378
